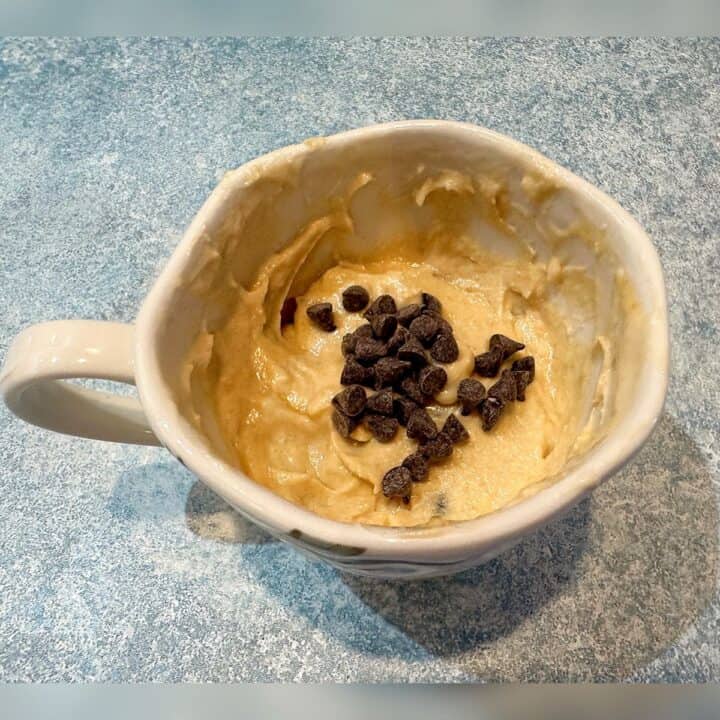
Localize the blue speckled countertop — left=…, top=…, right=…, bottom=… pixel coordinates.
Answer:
left=1, top=38, right=719, bottom=682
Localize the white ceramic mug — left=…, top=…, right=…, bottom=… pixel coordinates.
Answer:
left=0, top=121, right=669, bottom=578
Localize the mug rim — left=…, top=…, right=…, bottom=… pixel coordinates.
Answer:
left=134, top=119, right=669, bottom=559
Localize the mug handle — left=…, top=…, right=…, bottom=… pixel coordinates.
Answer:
left=0, top=320, right=160, bottom=446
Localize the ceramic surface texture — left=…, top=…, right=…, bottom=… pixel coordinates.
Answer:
left=0, top=38, right=717, bottom=681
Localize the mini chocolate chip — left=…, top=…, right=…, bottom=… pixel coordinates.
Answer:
left=397, top=337, right=428, bottom=366
left=421, top=292, right=442, bottom=314
left=306, top=302, right=336, bottom=332
left=370, top=313, right=398, bottom=340
left=393, top=395, right=419, bottom=425
left=422, top=308, right=452, bottom=335
left=430, top=332, right=459, bottom=363
left=354, top=337, right=387, bottom=365
left=488, top=369, right=518, bottom=405
left=382, top=466, right=412, bottom=500
left=480, top=397, right=504, bottom=431
left=400, top=377, right=433, bottom=406
left=280, top=297, right=297, bottom=328
left=434, top=314, right=454, bottom=337
left=474, top=345, right=504, bottom=377
left=332, top=409, right=359, bottom=438
left=341, top=357, right=373, bottom=386
left=359, top=366, right=377, bottom=389
left=490, top=333, right=525, bottom=360
left=366, top=414, right=400, bottom=442
left=332, top=385, right=367, bottom=417
left=366, top=389, right=394, bottom=415
left=374, top=357, right=412, bottom=388
left=421, top=431, right=454, bottom=461
left=341, top=333, right=357, bottom=357
left=511, top=356, right=535, bottom=383
left=364, top=294, right=397, bottom=318
left=354, top=323, right=374, bottom=339
left=512, top=369, right=532, bottom=401
left=409, top=314, right=441, bottom=346
left=407, top=408, right=439, bottom=442
left=387, top=325, right=410, bottom=355
left=418, top=365, right=448, bottom=396
left=457, top=378, right=486, bottom=415
left=402, top=452, right=429, bottom=482
left=396, top=304, right=422, bottom=326
left=442, top=414, right=469, bottom=444
left=342, top=285, right=370, bottom=312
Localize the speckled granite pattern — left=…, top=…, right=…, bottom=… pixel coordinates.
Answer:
left=0, top=38, right=718, bottom=682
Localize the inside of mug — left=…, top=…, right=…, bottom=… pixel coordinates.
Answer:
left=148, top=125, right=659, bottom=517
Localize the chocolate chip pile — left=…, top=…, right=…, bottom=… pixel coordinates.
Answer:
left=305, top=286, right=535, bottom=505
